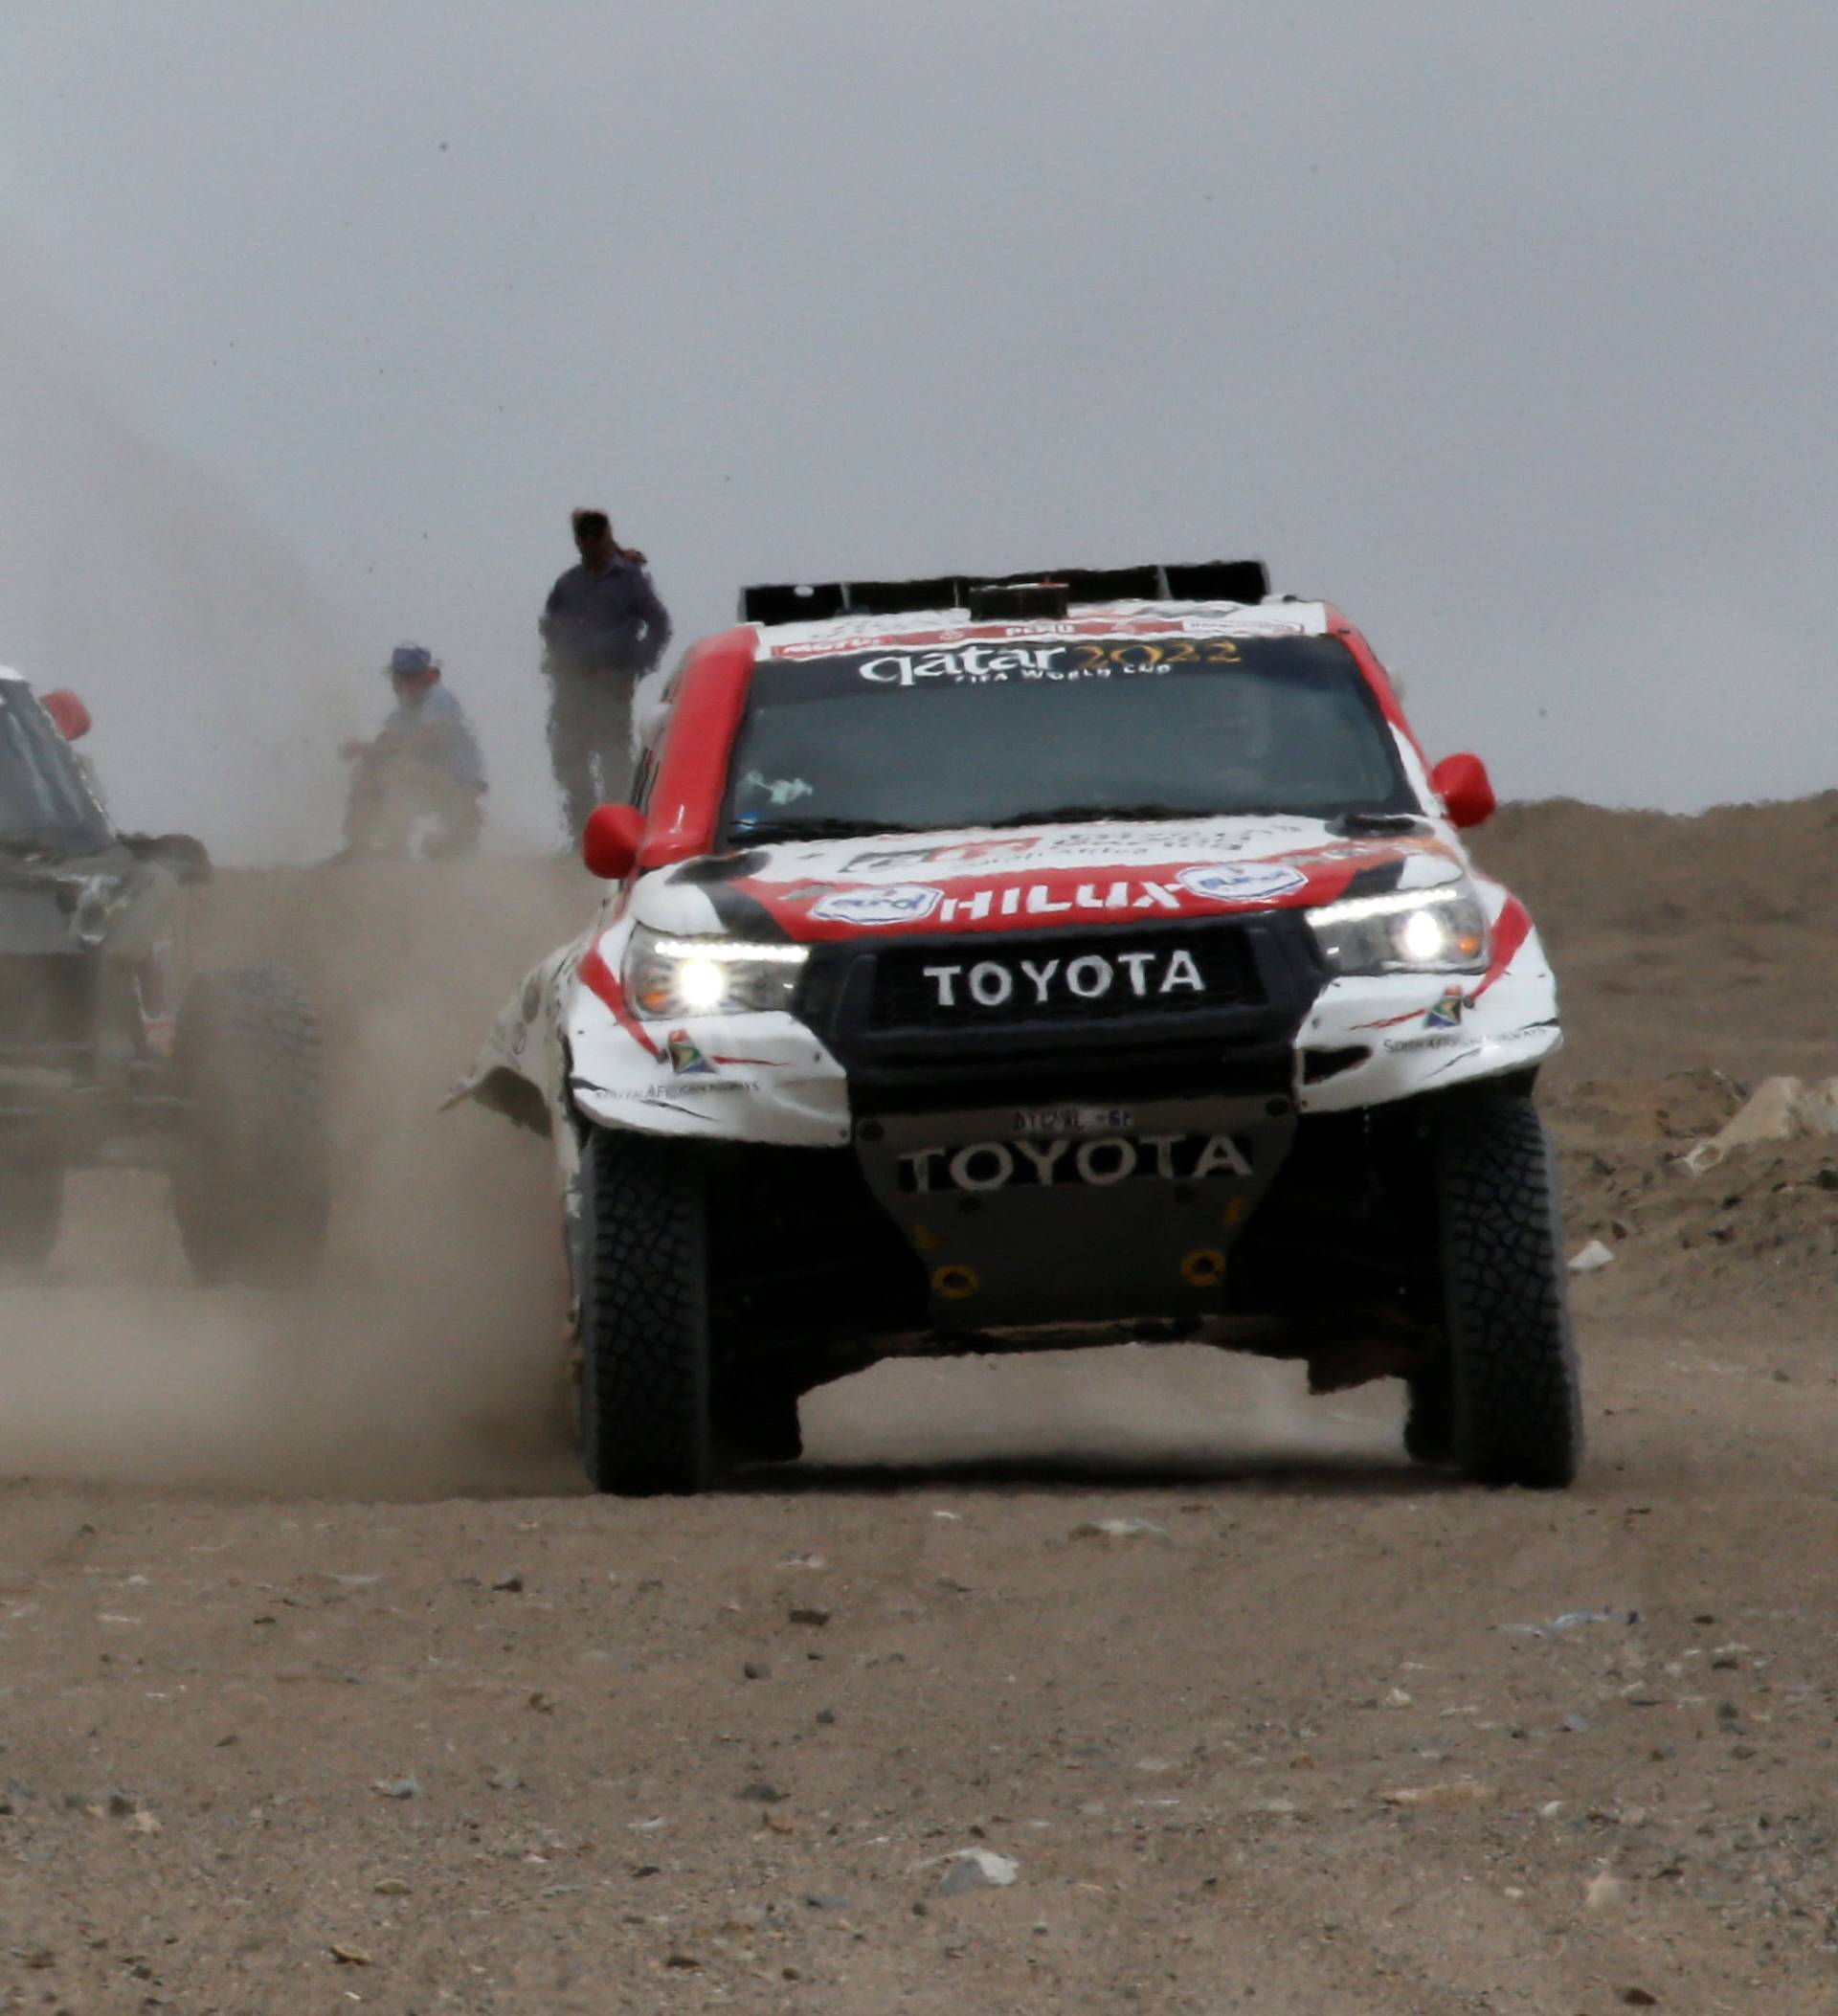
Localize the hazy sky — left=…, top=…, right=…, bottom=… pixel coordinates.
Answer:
left=3, top=1, right=1834, bottom=854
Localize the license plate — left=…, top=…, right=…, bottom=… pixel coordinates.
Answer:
left=1011, top=1106, right=1134, bottom=1135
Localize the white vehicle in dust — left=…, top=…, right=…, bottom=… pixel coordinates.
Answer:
left=463, top=562, right=1580, bottom=1495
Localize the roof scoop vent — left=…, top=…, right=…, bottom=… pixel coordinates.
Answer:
left=964, top=580, right=1069, bottom=622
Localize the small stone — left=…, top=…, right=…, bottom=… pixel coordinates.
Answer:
left=664, top=1953, right=701, bottom=1970
left=1568, top=1239, right=1615, bottom=1273
left=487, top=1767, right=523, bottom=1792
left=1621, top=1991, right=1659, bottom=2008
left=1585, top=1870, right=1625, bottom=1912
left=492, top=1573, right=525, bottom=1593
left=527, top=1691, right=555, bottom=1713
left=938, top=1848, right=1020, bottom=1894
left=129, top=1807, right=161, bottom=1834
left=330, top=1943, right=373, bottom=1965
left=106, top=1790, right=137, bottom=1817
left=1070, top=1518, right=1169, bottom=1542
left=1379, top=1781, right=1495, bottom=1810
left=1384, top=1688, right=1413, bottom=1709
left=743, top=1661, right=770, bottom=1681
left=738, top=1781, right=788, bottom=1803
left=788, top=1606, right=830, bottom=1627
left=373, top=1878, right=411, bottom=1895
left=1561, top=1714, right=1591, bottom=1734
left=816, top=1709, right=837, bottom=1726
left=371, top=1776, right=420, bottom=1801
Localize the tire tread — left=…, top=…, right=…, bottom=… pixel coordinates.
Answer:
left=577, top=1128, right=711, bottom=1495
left=1436, top=1093, right=1583, bottom=1489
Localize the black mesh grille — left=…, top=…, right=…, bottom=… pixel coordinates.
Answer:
left=867, top=926, right=1265, bottom=1032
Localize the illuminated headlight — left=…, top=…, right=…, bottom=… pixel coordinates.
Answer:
left=621, top=925, right=808, bottom=1019
left=1308, top=880, right=1491, bottom=976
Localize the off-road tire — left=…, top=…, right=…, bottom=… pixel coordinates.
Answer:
left=0, top=1163, right=63, bottom=1268
left=1426, top=1091, right=1582, bottom=1488
left=171, top=965, right=329, bottom=1287
left=575, top=1126, right=712, bottom=1495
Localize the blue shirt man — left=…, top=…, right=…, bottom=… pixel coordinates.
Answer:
left=340, top=643, right=486, bottom=858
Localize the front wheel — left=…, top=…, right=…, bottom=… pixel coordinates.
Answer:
left=1416, top=1092, right=1583, bottom=1489
left=575, top=1126, right=712, bottom=1495
left=0, top=1162, right=64, bottom=1268
left=171, top=965, right=330, bottom=1286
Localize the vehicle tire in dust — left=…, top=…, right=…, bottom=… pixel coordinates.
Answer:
left=575, top=1124, right=712, bottom=1496
left=0, top=1163, right=63, bottom=1267
left=1427, top=1091, right=1582, bottom=1489
left=171, top=964, right=330, bottom=1287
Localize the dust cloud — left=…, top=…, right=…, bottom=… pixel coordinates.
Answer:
left=0, top=258, right=364, bottom=862
left=0, top=863, right=585, bottom=1497
left=0, top=276, right=594, bottom=1493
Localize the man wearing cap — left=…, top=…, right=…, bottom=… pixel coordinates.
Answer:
left=539, top=508, right=672, bottom=838
left=339, top=644, right=487, bottom=859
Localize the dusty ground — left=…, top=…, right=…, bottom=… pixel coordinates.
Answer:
left=1, top=804, right=1835, bottom=2014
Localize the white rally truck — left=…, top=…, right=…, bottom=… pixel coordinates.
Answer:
left=463, top=563, right=1580, bottom=1494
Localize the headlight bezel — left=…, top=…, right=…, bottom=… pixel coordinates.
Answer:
left=1307, top=879, right=1491, bottom=977
left=619, top=923, right=808, bottom=1020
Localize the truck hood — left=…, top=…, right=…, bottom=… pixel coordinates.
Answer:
left=636, top=813, right=1468, bottom=943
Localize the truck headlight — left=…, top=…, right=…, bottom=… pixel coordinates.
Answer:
left=621, top=925, right=808, bottom=1019
left=1308, top=880, right=1491, bottom=976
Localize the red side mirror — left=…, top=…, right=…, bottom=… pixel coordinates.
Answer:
left=582, top=803, right=644, bottom=881
left=41, top=689, right=92, bottom=742
left=1429, top=752, right=1495, bottom=830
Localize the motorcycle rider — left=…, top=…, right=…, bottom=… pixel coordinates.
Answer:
left=539, top=508, right=672, bottom=839
left=340, top=643, right=486, bottom=859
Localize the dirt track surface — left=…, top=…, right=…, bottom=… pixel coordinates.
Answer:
left=2, top=806, right=1836, bottom=2013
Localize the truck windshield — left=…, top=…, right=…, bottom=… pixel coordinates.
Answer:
left=723, top=632, right=1415, bottom=842
left=0, top=686, right=111, bottom=853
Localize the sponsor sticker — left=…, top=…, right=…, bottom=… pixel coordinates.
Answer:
left=810, top=883, right=944, bottom=928
left=1176, top=862, right=1310, bottom=906
left=666, top=1028, right=716, bottom=1076
left=1423, top=986, right=1468, bottom=1031
left=897, top=1131, right=1255, bottom=1195
left=843, top=836, right=1042, bottom=873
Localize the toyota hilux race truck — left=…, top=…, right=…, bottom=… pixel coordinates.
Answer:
left=463, top=563, right=1580, bottom=1495
left=0, top=667, right=328, bottom=1278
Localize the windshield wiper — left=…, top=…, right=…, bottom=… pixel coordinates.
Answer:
left=986, top=802, right=1196, bottom=829
left=733, top=816, right=923, bottom=844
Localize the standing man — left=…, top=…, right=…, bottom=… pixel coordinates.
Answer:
left=539, top=508, right=672, bottom=838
